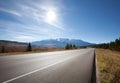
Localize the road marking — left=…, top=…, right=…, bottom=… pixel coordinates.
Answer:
left=2, top=55, right=77, bottom=83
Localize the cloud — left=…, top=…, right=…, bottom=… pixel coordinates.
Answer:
left=0, top=20, right=65, bottom=42
left=16, top=0, right=64, bottom=29
left=14, top=35, right=36, bottom=41
left=0, top=0, right=66, bottom=42
left=0, top=8, right=22, bottom=17
left=0, top=0, right=64, bottom=29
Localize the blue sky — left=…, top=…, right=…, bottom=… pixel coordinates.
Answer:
left=0, top=0, right=120, bottom=43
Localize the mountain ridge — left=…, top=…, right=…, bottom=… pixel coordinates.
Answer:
left=0, top=38, right=95, bottom=48
left=32, top=38, right=94, bottom=48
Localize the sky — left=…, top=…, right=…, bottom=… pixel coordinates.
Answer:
left=0, top=0, right=120, bottom=43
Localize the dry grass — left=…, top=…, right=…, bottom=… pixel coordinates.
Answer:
left=0, top=48, right=65, bottom=56
left=96, top=49, right=120, bottom=83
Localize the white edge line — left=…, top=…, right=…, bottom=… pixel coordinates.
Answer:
left=2, top=55, right=76, bottom=83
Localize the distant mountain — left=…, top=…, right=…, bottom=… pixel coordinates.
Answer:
left=0, top=40, right=27, bottom=46
left=0, top=39, right=94, bottom=52
left=32, top=38, right=94, bottom=48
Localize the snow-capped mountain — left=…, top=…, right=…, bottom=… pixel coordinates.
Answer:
left=32, top=38, right=94, bottom=48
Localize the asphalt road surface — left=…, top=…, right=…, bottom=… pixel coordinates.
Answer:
left=0, top=48, right=95, bottom=83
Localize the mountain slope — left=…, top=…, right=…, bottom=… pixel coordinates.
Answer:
left=32, top=38, right=94, bottom=48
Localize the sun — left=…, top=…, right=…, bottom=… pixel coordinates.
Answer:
left=45, top=9, right=57, bottom=24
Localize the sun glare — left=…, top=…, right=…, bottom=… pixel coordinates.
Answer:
left=45, top=9, right=57, bottom=24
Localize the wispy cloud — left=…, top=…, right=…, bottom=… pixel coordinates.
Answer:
left=0, top=0, right=66, bottom=41
left=14, top=35, right=36, bottom=41
left=17, top=1, right=64, bottom=29
left=0, top=20, right=65, bottom=42
left=0, top=8, right=22, bottom=17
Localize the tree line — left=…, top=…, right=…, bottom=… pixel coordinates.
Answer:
left=0, top=43, right=32, bottom=53
left=65, top=43, right=78, bottom=49
left=91, top=38, right=120, bottom=51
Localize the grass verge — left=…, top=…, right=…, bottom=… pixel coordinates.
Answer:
left=0, top=48, right=65, bottom=56
left=96, top=49, right=120, bottom=83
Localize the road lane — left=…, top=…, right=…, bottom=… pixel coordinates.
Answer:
left=0, top=48, right=94, bottom=83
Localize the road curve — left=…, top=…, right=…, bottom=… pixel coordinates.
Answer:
left=0, top=48, right=94, bottom=83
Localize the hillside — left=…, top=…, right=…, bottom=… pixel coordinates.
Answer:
left=0, top=38, right=94, bottom=52
left=32, top=38, right=94, bottom=48
left=0, top=40, right=28, bottom=52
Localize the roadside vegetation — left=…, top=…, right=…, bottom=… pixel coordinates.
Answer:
left=65, top=43, right=77, bottom=49
left=27, top=43, right=32, bottom=51
left=0, top=48, right=65, bottom=56
left=92, top=38, right=120, bottom=51
left=96, top=49, right=120, bottom=83
left=0, top=42, right=66, bottom=56
left=0, top=42, right=32, bottom=53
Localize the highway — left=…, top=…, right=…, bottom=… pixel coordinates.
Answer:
left=0, top=48, right=95, bottom=83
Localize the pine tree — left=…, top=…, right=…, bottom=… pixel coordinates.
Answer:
left=27, top=43, right=32, bottom=51
left=69, top=44, right=72, bottom=49
left=65, top=43, right=73, bottom=49
left=109, top=42, right=115, bottom=50
left=117, top=38, right=120, bottom=51
left=65, top=43, right=70, bottom=49
left=115, top=39, right=119, bottom=50
left=73, top=44, right=77, bottom=49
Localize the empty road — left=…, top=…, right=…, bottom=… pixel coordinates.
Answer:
left=0, top=48, right=95, bottom=83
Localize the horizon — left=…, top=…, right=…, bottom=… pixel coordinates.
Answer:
left=1, top=37, right=119, bottom=44
left=0, top=0, right=120, bottom=43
